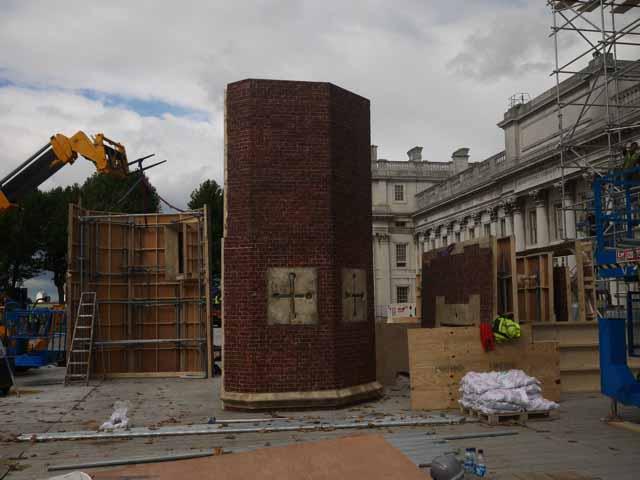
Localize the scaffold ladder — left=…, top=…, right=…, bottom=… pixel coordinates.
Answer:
left=64, top=292, right=97, bottom=385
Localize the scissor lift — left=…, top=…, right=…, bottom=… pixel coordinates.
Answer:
left=592, top=168, right=640, bottom=411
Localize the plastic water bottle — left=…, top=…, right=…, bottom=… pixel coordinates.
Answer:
left=475, top=449, right=487, bottom=477
left=464, top=447, right=476, bottom=474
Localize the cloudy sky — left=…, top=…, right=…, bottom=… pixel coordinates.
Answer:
left=5, top=0, right=627, bottom=297
left=0, top=0, right=570, bottom=210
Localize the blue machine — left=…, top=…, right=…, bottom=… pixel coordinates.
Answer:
left=1, top=302, right=66, bottom=370
left=592, top=168, right=640, bottom=409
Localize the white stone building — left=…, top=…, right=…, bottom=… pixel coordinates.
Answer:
left=372, top=55, right=640, bottom=316
left=371, top=145, right=469, bottom=317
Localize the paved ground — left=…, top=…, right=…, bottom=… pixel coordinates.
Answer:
left=1, top=367, right=640, bottom=479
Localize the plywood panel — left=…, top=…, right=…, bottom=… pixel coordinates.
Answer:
left=375, top=322, right=420, bottom=385
left=408, top=325, right=561, bottom=411
left=497, top=236, right=519, bottom=320
left=517, top=253, right=555, bottom=323
left=435, top=295, right=480, bottom=326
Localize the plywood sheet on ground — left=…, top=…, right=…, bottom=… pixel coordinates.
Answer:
left=90, top=435, right=430, bottom=480
left=408, top=325, right=560, bottom=411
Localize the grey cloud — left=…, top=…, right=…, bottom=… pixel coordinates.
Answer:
left=447, top=8, right=553, bottom=80
left=0, top=0, right=566, bottom=196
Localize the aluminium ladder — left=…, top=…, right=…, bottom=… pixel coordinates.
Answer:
left=64, top=292, right=97, bottom=385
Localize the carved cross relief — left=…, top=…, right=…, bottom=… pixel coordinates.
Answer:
left=267, top=268, right=317, bottom=324
left=342, top=268, right=367, bottom=322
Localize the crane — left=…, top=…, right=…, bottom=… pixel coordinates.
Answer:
left=0, top=131, right=161, bottom=212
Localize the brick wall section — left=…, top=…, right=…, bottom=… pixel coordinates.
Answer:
left=224, top=79, right=375, bottom=394
left=421, top=243, right=494, bottom=328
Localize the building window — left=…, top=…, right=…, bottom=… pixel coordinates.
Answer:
left=442, top=235, right=448, bottom=246
left=469, top=228, right=475, bottom=240
left=396, top=286, right=409, bottom=303
left=500, top=218, right=506, bottom=237
left=394, top=184, right=405, bottom=202
left=395, top=221, right=407, bottom=227
left=431, top=239, right=436, bottom=250
left=396, top=243, right=407, bottom=267
left=454, top=231, right=461, bottom=242
left=483, top=223, right=491, bottom=237
left=554, top=203, right=564, bottom=240
left=528, top=210, right=538, bottom=244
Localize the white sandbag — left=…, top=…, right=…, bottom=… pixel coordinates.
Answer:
left=459, top=369, right=558, bottom=414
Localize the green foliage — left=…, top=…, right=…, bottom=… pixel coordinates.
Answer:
left=0, top=172, right=161, bottom=302
left=80, top=172, right=160, bottom=214
left=188, top=180, right=223, bottom=276
left=39, top=185, right=81, bottom=302
left=0, top=191, right=47, bottom=294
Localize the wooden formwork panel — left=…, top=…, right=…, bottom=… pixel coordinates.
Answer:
left=375, top=322, right=420, bottom=386
left=516, top=253, right=555, bottom=323
left=553, top=266, right=571, bottom=322
left=532, top=322, right=600, bottom=392
left=66, top=205, right=211, bottom=378
left=408, top=325, right=561, bottom=411
left=532, top=322, right=599, bottom=344
left=575, top=240, right=596, bottom=322
left=497, top=236, right=519, bottom=320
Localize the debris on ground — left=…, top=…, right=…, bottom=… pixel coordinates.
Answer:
left=99, top=400, right=131, bottom=431
left=19, top=413, right=468, bottom=442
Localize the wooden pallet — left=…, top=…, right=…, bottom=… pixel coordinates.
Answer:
left=460, top=406, right=552, bottom=425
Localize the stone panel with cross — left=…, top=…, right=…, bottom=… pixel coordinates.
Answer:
left=267, top=267, right=318, bottom=325
left=342, top=268, right=367, bottom=322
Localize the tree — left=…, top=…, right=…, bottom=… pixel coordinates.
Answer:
left=0, top=191, right=46, bottom=295
left=188, top=180, right=223, bottom=277
left=39, top=185, right=81, bottom=302
left=80, top=172, right=160, bottom=214
left=0, top=172, right=161, bottom=303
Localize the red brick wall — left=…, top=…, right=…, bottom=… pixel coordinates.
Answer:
left=421, top=242, right=494, bottom=328
left=224, top=79, right=374, bottom=393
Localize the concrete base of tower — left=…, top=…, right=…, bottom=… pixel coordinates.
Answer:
left=220, top=381, right=383, bottom=411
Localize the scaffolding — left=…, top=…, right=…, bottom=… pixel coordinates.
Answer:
left=548, top=1, right=640, bottom=307
left=548, top=0, right=640, bottom=218
left=66, top=205, right=212, bottom=378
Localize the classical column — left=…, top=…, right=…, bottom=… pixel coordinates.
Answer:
left=474, top=211, right=483, bottom=238
left=466, top=216, right=475, bottom=239
left=534, top=190, right=550, bottom=246
left=416, top=233, right=424, bottom=270
left=513, top=205, right=525, bottom=252
left=563, top=184, right=577, bottom=240
left=490, top=208, right=498, bottom=237
left=460, top=219, right=468, bottom=242
left=503, top=198, right=515, bottom=236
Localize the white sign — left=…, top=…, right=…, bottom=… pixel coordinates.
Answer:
left=387, top=303, right=416, bottom=322
left=616, top=247, right=640, bottom=263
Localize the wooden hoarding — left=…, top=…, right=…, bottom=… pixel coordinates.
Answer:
left=408, top=325, right=560, bottom=410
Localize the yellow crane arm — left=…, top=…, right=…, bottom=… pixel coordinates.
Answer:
left=0, top=131, right=130, bottom=211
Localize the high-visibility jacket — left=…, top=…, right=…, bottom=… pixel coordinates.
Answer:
left=492, top=316, right=521, bottom=343
left=623, top=151, right=640, bottom=170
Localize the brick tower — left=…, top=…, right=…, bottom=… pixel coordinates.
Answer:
left=222, top=79, right=381, bottom=410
